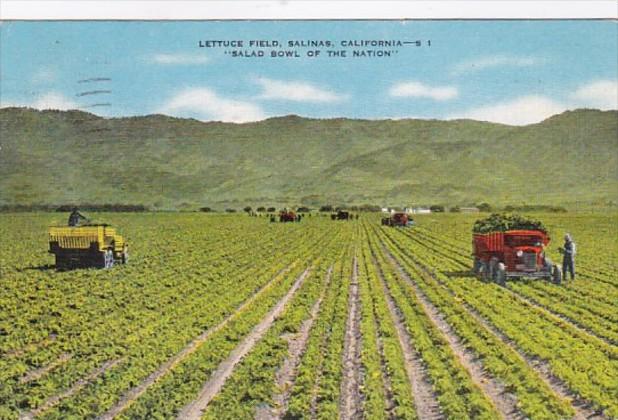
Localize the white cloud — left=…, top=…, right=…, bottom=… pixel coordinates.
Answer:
left=150, top=53, right=208, bottom=65
left=33, top=92, right=78, bottom=110
left=0, top=91, right=77, bottom=110
left=451, top=55, right=543, bottom=76
left=570, top=80, right=618, bottom=110
left=255, top=77, right=346, bottom=103
left=448, top=95, right=567, bottom=125
left=389, top=81, right=458, bottom=101
left=447, top=79, right=617, bottom=126
left=159, top=87, right=265, bottom=123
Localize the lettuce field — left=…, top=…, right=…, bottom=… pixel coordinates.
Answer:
left=1, top=212, right=616, bottom=419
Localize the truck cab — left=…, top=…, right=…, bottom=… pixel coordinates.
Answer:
left=503, top=231, right=548, bottom=274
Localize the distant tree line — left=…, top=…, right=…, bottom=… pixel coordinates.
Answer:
left=503, top=204, right=567, bottom=213
left=0, top=203, right=149, bottom=212
left=1, top=202, right=567, bottom=214
left=198, top=202, right=567, bottom=214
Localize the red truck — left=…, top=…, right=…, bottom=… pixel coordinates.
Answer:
left=472, top=230, right=561, bottom=284
left=381, top=212, right=413, bottom=227
left=279, top=210, right=297, bottom=222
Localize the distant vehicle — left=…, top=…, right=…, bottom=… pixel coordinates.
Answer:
left=279, top=210, right=298, bottom=223
left=472, top=230, right=561, bottom=284
left=331, top=210, right=351, bottom=220
left=49, top=224, right=128, bottom=270
left=381, top=212, right=413, bottom=227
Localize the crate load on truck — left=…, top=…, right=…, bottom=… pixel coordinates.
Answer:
left=381, top=212, right=414, bottom=227
left=472, top=213, right=561, bottom=284
left=49, top=224, right=128, bottom=270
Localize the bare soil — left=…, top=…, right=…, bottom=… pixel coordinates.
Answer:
left=263, top=267, right=333, bottom=420
left=462, top=298, right=608, bottom=420
left=20, top=358, right=122, bottom=420
left=19, top=353, right=72, bottom=385
left=339, top=257, right=363, bottom=420
left=401, top=247, right=608, bottom=420
left=372, top=252, right=444, bottom=420
left=5, top=333, right=58, bottom=359
left=504, top=287, right=617, bottom=347
left=97, top=265, right=293, bottom=420
left=382, top=247, right=522, bottom=420
left=176, top=267, right=312, bottom=420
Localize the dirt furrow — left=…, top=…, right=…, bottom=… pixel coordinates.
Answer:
left=19, top=358, right=123, bottom=420
left=4, top=333, right=58, bottom=359
left=177, top=267, right=312, bottom=420
left=371, top=299, right=396, bottom=417
left=257, top=267, right=333, bottom=420
left=463, top=302, right=607, bottom=420
left=412, top=229, right=618, bottom=342
left=339, top=257, right=363, bottom=420
left=97, top=265, right=293, bottom=420
left=505, top=288, right=618, bottom=347
left=393, top=245, right=607, bottom=420
left=382, top=249, right=521, bottom=420
left=19, top=353, right=72, bottom=384
left=372, top=253, right=443, bottom=420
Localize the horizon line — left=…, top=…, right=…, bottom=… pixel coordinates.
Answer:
left=0, top=105, right=614, bottom=127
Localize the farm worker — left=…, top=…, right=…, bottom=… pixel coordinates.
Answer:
left=68, top=208, right=88, bottom=227
left=560, top=234, right=576, bottom=280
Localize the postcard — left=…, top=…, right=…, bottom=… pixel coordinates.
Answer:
left=1, top=3, right=616, bottom=419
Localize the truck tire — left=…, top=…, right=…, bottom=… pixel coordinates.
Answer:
left=496, top=263, right=506, bottom=285
left=55, top=256, right=68, bottom=271
left=552, top=265, right=562, bottom=284
left=479, top=262, right=489, bottom=282
left=473, top=258, right=482, bottom=274
left=120, top=245, right=129, bottom=264
left=489, top=257, right=499, bottom=281
left=104, top=249, right=114, bottom=269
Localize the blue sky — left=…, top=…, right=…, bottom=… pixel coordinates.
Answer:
left=1, top=20, right=616, bottom=124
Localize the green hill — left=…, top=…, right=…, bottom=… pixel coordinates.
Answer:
left=0, top=107, right=616, bottom=210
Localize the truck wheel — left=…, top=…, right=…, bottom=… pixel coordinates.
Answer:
left=56, top=256, right=67, bottom=271
left=552, top=265, right=562, bottom=284
left=473, top=258, right=481, bottom=274
left=496, top=263, right=506, bottom=286
left=489, top=257, right=498, bottom=282
left=121, top=245, right=129, bottom=264
left=104, top=249, right=114, bottom=269
left=479, top=262, right=489, bottom=282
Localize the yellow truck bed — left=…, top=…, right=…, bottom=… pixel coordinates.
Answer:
left=49, top=226, right=106, bottom=250
left=48, top=224, right=128, bottom=269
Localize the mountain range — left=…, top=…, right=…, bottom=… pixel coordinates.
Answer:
left=1, top=107, right=616, bottom=210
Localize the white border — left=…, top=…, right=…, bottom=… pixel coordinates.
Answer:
left=1, top=1, right=617, bottom=20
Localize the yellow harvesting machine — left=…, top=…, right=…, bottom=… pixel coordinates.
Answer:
left=48, top=225, right=128, bottom=270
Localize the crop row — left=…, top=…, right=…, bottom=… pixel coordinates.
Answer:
left=367, top=225, right=500, bottom=419
left=286, top=237, right=354, bottom=419
left=379, top=224, right=618, bottom=418
left=406, top=226, right=618, bottom=344
left=113, top=230, right=332, bottom=419
left=357, top=228, right=417, bottom=419
left=200, top=225, right=354, bottom=418
left=373, top=224, right=576, bottom=419
left=1, top=216, right=342, bottom=419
